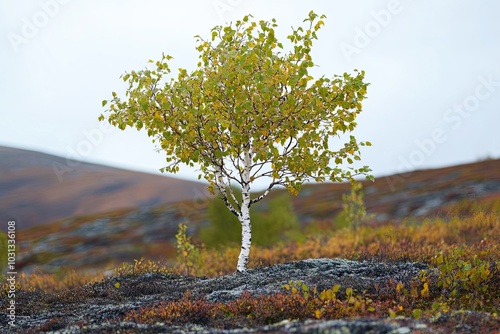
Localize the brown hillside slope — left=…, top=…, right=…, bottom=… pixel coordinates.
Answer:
left=0, top=146, right=208, bottom=231
left=294, top=158, right=500, bottom=222
left=12, top=158, right=500, bottom=274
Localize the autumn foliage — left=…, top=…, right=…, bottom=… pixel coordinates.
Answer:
left=100, top=11, right=372, bottom=271
left=4, top=198, right=499, bottom=332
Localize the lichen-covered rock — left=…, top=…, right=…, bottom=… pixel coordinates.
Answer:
left=200, top=258, right=428, bottom=303
left=0, top=258, right=496, bottom=333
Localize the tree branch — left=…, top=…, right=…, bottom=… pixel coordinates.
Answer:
left=249, top=181, right=280, bottom=206
left=214, top=166, right=240, bottom=216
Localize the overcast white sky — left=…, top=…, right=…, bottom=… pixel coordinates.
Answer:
left=1, top=1, right=499, bottom=188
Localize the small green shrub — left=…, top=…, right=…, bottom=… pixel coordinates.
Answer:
left=429, top=248, right=498, bottom=310
left=176, top=224, right=203, bottom=276
left=334, top=182, right=373, bottom=229
left=387, top=277, right=432, bottom=319
left=200, top=192, right=301, bottom=248
left=114, top=257, right=169, bottom=277
left=284, top=280, right=375, bottom=319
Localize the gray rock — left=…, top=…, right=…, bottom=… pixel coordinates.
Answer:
left=200, top=258, right=427, bottom=303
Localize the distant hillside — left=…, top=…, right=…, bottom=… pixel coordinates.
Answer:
left=0, top=146, right=209, bottom=231
left=294, top=158, right=500, bottom=223
left=13, top=158, right=500, bottom=274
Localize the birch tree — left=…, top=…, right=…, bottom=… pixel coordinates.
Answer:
left=100, top=11, right=373, bottom=272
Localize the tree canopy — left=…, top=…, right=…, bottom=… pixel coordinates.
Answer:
left=100, top=11, right=372, bottom=271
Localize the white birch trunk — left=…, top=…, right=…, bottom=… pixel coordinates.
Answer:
left=236, top=188, right=251, bottom=272
left=236, top=148, right=253, bottom=272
